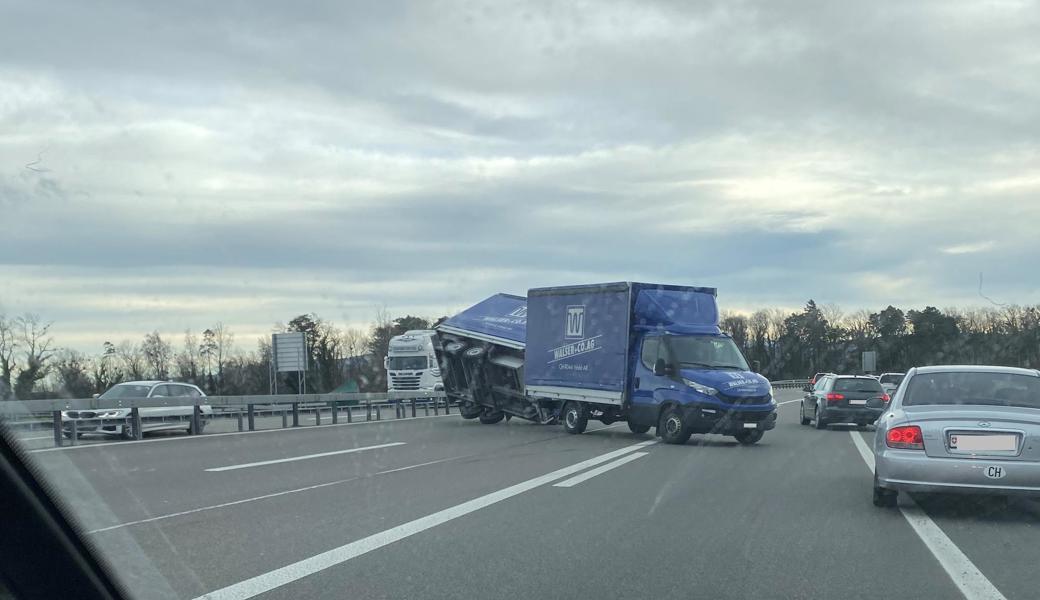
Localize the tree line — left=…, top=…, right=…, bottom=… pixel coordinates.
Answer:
left=3, top=300, right=1039, bottom=399
left=721, top=301, right=1040, bottom=380
left=0, top=311, right=441, bottom=400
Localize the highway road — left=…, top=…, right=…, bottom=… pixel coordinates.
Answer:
left=16, top=389, right=1040, bottom=600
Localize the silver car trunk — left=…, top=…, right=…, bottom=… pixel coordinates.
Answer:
left=901, top=405, right=1040, bottom=462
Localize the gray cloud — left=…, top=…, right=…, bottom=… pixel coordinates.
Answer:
left=2, top=0, right=1039, bottom=350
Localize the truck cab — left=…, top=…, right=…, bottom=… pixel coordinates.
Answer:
left=385, top=330, right=444, bottom=394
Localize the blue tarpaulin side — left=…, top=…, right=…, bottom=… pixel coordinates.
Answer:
left=437, top=293, right=527, bottom=347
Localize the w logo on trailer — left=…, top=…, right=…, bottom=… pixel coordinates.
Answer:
left=509, top=306, right=528, bottom=318
left=565, top=305, right=585, bottom=339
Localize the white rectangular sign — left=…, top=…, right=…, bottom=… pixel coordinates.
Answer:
left=273, top=332, right=308, bottom=372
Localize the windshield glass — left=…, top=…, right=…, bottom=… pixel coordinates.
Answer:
left=667, top=336, right=749, bottom=370
left=833, top=378, right=884, bottom=393
left=387, top=356, right=428, bottom=370
left=904, top=372, right=1040, bottom=409
left=98, top=384, right=153, bottom=399
left=879, top=373, right=904, bottom=385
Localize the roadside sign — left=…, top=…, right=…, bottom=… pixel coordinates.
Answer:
left=273, top=332, right=308, bottom=373
left=862, top=351, right=877, bottom=373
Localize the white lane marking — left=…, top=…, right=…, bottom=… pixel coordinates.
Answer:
left=777, top=399, right=801, bottom=406
left=28, top=414, right=455, bottom=454
left=373, top=456, right=462, bottom=475
left=18, top=434, right=59, bottom=441
left=205, top=442, right=406, bottom=472
left=552, top=452, right=649, bottom=488
left=848, top=431, right=1008, bottom=600
left=192, top=440, right=658, bottom=600
left=86, top=476, right=362, bottom=534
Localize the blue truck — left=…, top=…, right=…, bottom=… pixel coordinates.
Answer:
left=435, top=282, right=777, bottom=444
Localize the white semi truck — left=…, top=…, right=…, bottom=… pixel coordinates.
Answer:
left=385, top=330, right=444, bottom=394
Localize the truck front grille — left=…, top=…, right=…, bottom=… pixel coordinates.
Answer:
left=390, top=375, right=422, bottom=390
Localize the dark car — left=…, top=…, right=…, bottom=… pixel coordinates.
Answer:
left=800, top=375, right=890, bottom=429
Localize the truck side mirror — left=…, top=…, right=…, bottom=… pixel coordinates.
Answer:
left=653, top=358, right=670, bottom=377
left=383, top=356, right=389, bottom=369
left=752, top=360, right=761, bottom=373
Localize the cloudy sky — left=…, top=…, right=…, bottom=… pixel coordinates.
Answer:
left=2, top=0, right=1039, bottom=351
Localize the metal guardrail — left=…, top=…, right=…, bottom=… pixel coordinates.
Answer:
left=0, top=391, right=451, bottom=448
left=770, top=379, right=810, bottom=390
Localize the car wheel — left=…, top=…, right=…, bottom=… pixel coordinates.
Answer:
left=658, top=406, right=691, bottom=445
left=814, top=407, right=828, bottom=430
left=627, top=421, right=651, bottom=435
left=562, top=401, right=588, bottom=434
left=121, top=425, right=134, bottom=440
left=799, top=405, right=810, bottom=426
left=734, top=429, right=764, bottom=445
left=873, top=473, right=897, bottom=508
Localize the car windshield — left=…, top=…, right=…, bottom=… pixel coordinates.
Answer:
left=668, top=336, right=749, bottom=370
left=879, top=374, right=904, bottom=385
left=903, top=372, right=1040, bottom=409
left=832, top=378, right=884, bottom=393
left=98, top=385, right=153, bottom=399
left=387, top=356, right=428, bottom=370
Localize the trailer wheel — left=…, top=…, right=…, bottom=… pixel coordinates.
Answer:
left=562, top=401, right=588, bottom=434
left=459, top=402, right=482, bottom=420
left=478, top=409, right=505, bottom=424
left=627, top=421, right=651, bottom=434
left=658, top=406, right=691, bottom=445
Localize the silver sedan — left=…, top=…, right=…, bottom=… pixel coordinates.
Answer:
left=871, top=365, right=1040, bottom=507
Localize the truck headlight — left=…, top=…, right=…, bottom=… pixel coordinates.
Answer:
left=682, top=379, right=718, bottom=396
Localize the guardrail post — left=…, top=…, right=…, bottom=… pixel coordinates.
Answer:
left=315, top=406, right=321, bottom=426
left=247, top=404, right=255, bottom=431
left=444, top=398, right=450, bottom=415
left=292, top=403, right=300, bottom=427
left=235, top=410, right=244, bottom=431
left=191, top=405, right=202, bottom=435
left=366, top=401, right=372, bottom=421
left=69, top=419, right=78, bottom=446
left=424, top=402, right=430, bottom=416
left=347, top=405, right=353, bottom=423
left=52, top=411, right=63, bottom=447
left=376, top=404, right=382, bottom=421
left=131, top=407, right=143, bottom=440
left=411, top=399, right=416, bottom=418
left=434, top=400, right=440, bottom=415
left=332, top=403, right=338, bottom=424
left=281, top=407, right=288, bottom=428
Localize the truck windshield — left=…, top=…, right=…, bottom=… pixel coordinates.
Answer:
left=387, top=356, right=428, bottom=370
left=666, top=336, right=750, bottom=371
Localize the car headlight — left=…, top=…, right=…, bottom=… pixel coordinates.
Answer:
left=99, top=410, right=125, bottom=418
left=682, top=379, right=718, bottom=396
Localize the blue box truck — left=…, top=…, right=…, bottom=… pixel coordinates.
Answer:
left=435, top=282, right=777, bottom=444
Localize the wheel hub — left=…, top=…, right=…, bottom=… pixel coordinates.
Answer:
left=666, top=416, right=682, bottom=435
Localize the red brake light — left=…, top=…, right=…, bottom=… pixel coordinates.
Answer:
left=886, top=425, right=924, bottom=450
left=825, top=393, right=844, bottom=402
left=881, top=393, right=891, bottom=402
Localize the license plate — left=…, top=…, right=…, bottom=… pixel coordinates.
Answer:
left=742, top=422, right=757, bottom=429
left=949, top=434, right=1017, bottom=452
left=848, top=399, right=867, bottom=405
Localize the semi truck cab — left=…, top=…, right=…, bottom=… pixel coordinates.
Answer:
left=385, top=330, right=444, bottom=394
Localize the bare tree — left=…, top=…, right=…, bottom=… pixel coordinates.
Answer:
left=13, top=314, right=56, bottom=399
left=116, top=340, right=146, bottom=380
left=142, top=331, right=173, bottom=380
left=91, top=341, right=122, bottom=392
left=0, top=314, right=17, bottom=394
left=202, top=323, right=234, bottom=393
left=175, top=330, right=201, bottom=383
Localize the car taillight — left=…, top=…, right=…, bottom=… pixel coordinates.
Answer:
left=825, top=393, right=844, bottom=402
left=886, top=425, right=924, bottom=449
left=881, top=393, right=891, bottom=402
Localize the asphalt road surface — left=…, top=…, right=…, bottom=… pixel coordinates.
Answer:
left=15, top=389, right=1040, bottom=600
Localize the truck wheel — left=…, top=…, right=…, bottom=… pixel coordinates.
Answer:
left=627, top=421, right=651, bottom=435
left=873, top=473, right=897, bottom=508
left=658, top=407, right=691, bottom=445
left=734, top=430, right=763, bottom=445
left=459, top=402, right=482, bottom=420
left=562, top=402, right=588, bottom=434
left=478, top=409, right=504, bottom=424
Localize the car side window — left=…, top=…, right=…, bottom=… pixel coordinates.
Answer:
left=149, top=385, right=172, bottom=397
left=815, top=377, right=830, bottom=392
left=169, top=385, right=193, bottom=397
left=641, top=337, right=660, bottom=370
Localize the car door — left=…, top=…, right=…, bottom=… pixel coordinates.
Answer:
left=802, top=376, right=823, bottom=419
left=810, top=376, right=830, bottom=417
left=145, top=384, right=185, bottom=420
left=629, top=335, right=666, bottom=426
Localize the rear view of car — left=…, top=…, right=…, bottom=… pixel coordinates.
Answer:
left=872, top=366, right=1040, bottom=507
left=801, top=375, right=889, bottom=429
left=877, top=372, right=905, bottom=395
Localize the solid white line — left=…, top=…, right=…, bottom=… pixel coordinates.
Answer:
left=86, top=476, right=362, bottom=534
left=192, top=440, right=658, bottom=600
left=205, top=442, right=406, bottom=472
left=552, top=452, right=649, bottom=487
left=848, top=431, right=1007, bottom=600
left=28, top=414, right=455, bottom=454
left=776, top=399, right=801, bottom=406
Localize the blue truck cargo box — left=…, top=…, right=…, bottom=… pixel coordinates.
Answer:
left=437, top=293, right=527, bottom=350
left=524, top=282, right=719, bottom=404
